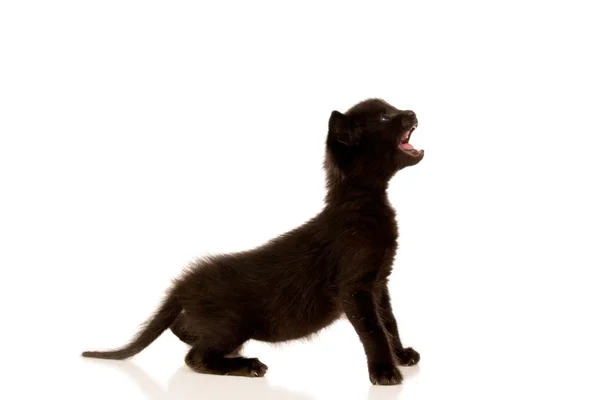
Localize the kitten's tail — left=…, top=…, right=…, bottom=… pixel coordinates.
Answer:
left=81, top=292, right=181, bottom=360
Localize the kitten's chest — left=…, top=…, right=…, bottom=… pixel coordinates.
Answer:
left=349, top=212, right=399, bottom=283
left=355, top=209, right=399, bottom=246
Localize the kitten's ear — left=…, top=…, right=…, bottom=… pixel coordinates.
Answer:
left=328, top=110, right=356, bottom=146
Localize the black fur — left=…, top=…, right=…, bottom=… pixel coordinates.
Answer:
left=82, top=98, right=425, bottom=385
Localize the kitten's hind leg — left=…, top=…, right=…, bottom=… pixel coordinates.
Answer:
left=171, top=313, right=244, bottom=357
left=176, top=307, right=265, bottom=376
left=185, top=341, right=268, bottom=377
left=170, top=312, right=197, bottom=345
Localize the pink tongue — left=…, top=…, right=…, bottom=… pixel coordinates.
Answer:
left=400, top=143, right=415, bottom=150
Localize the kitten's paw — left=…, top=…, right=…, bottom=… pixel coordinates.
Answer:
left=244, top=358, right=269, bottom=377
left=396, top=347, right=420, bottom=366
left=368, top=362, right=403, bottom=385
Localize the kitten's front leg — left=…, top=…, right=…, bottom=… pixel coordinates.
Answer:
left=344, top=290, right=402, bottom=385
left=378, top=285, right=420, bottom=366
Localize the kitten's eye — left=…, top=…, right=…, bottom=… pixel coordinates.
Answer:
left=380, top=114, right=391, bottom=122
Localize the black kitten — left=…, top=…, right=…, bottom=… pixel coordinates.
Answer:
left=82, top=98, right=425, bottom=385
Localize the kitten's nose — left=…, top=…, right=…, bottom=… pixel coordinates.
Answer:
left=404, top=110, right=416, bottom=118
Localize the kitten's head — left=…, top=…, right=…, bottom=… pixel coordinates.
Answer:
left=325, top=98, right=424, bottom=186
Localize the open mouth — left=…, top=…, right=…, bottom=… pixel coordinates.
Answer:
left=399, top=124, right=423, bottom=156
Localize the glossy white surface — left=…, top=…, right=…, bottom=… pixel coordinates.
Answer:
left=1, top=1, right=599, bottom=399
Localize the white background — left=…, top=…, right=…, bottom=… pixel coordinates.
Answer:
left=1, top=1, right=599, bottom=399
